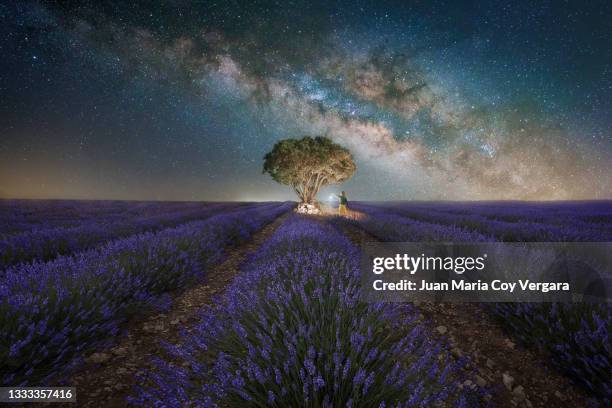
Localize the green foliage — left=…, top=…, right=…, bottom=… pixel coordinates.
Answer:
left=263, top=136, right=356, bottom=203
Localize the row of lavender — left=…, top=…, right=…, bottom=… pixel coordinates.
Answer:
left=361, top=201, right=612, bottom=242
left=348, top=202, right=611, bottom=403
left=0, top=202, right=257, bottom=269
left=374, top=201, right=612, bottom=224
left=0, top=200, right=136, bottom=234
left=0, top=200, right=218, bottom=234
left=132, top=216, right=482, bottom=407
left=0, top=202, right=292, bottom=386
left=402, top=201, right=612, bottom=226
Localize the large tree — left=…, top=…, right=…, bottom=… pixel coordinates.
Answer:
left=263, top=136, right=356, bottom=204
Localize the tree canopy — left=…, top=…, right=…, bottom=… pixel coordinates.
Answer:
left=263, top=136, right=356, bottom=204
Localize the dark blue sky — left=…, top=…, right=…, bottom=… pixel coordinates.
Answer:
left=1, top=0, right=610, bottom=200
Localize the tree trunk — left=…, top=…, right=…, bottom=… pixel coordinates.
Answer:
left=295, top=173, right=326, bottom=205
left=304, top=185, right=321, bottom=205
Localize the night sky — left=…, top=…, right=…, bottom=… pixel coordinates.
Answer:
left=1, top=0, right=611, bottom=201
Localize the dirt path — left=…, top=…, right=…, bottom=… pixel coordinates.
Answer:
left=333, top=219, right=592, bottom=408
left=59, top=212, right=291, bottom=407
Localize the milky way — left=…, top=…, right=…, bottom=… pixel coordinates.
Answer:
left=1, top=1, right=610, bottom=200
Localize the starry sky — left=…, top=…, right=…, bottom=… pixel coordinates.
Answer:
left=1, top=0, right=611, bottom=201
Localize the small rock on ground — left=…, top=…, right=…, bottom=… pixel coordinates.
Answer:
left=86, top=352, right=110, bottom=364
left=503, top=372, right=515, bottom=391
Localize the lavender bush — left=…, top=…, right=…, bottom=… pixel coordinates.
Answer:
left=133, top=216, right=481, bottom=407
left=0, top=202, right=291, bottom=386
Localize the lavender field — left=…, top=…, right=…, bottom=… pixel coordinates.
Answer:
left=0, top=201, right=292, bottom=386
left=0, top=199, right=610, bottom=407
left=345, top=201, right=612, bottom=405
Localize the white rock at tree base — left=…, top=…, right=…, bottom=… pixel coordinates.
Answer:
left=296, top=203, right=321, bottom=214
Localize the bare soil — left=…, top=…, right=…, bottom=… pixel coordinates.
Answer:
left=334, top=218, right=592, bottom=408
left=55, top=212, right=291, bottom=408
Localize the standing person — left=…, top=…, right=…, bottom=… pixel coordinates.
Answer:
left=336, top=191, right=349, bottom=215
